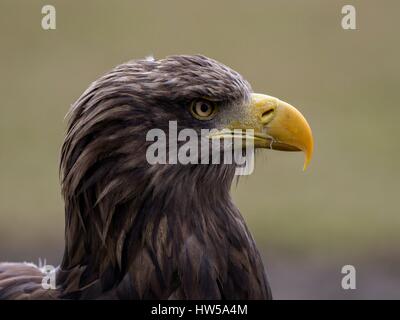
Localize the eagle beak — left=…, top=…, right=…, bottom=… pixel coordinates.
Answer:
left=249, top=93, right=314, bottom=170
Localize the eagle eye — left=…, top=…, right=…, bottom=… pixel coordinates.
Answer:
left=190, top=100, right=217, bottom=120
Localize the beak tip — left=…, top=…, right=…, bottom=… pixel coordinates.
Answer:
left=302, top=147, right=313, bottom=171
left=302, top=161, right=309, bottom=172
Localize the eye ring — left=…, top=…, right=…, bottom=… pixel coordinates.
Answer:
left=190, top=100, right=218, bottom=120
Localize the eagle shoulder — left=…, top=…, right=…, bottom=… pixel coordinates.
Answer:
left=0, top=262, right=59, bottom=299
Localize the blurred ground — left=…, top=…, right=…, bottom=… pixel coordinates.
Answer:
left=0, top=0, right=399, bottom=299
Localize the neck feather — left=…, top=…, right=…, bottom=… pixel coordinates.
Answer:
left=58, top=164, right=243, bottom=295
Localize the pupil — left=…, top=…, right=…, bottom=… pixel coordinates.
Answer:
left=200, top=103, right=209, bottom=113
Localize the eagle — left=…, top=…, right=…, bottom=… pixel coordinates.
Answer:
left=0, top=55, right=313, bottom=299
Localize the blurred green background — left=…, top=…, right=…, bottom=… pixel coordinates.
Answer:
left=0, top=0, right=399, bottom=299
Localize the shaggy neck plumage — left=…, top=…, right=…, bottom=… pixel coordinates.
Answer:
left=58, top=159, right=242, bottom=297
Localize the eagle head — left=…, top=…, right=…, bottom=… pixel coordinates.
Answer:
left=57, top=55, right=313, bottom=299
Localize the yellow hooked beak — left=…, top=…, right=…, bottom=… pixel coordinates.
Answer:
left=249, top=93, right=314, bottom=170
left=210, top=93, right=314, bottom=170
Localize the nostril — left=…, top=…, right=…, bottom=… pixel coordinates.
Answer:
left=262, top=108, right=274, bottom=119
